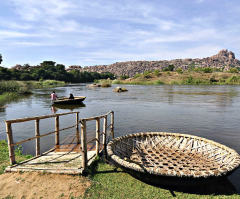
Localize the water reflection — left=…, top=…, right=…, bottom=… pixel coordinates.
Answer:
left=51, top=103, right=86, bottom=113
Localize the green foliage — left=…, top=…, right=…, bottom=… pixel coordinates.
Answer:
left=0, top=54, right=2, bottom=64
left=202, top=67, right=213, bottom=73
left=229, top=68, right=239, bottom=73
left=143, top=71, right=152, bottom=78
left=194, top=67, right=213, bottom=73
left=68, top=70, right=114, bottom=83
left=188, top=62, right=196, bottom=71
left=176, top=68, right=183, bottom=74
left=153, top=69, right=160, bottom=76
left=225, top=76, right=240, bottom=84
left=98, top=79, right=112, bottom=87
left=182, top=76, right=209, bottom=85
left=163, top=65, right=175, bottom=71
left=120, top=75, right=129, bottom=80
left=154, top=80, right=164, bottom=85
left=134, top=73, right=142, bottom=78
left=112, top=80, right=122, bottom=84
left=0, top=140, right=32, bottom=174
left=0, top=61, right=114, bottom=83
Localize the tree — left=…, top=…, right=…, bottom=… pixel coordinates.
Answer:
left=0, top=54, right=2, bottom=65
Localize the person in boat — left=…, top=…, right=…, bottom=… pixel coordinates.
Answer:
left=51, top=91, right=58, bottom=102
left=69, top=93, right=74, bottom=99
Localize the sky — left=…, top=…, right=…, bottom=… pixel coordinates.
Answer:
left=0, top=0, right=240, bottom=68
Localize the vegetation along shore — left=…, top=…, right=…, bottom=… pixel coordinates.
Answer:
left=112, top=70, right=240, bottom=85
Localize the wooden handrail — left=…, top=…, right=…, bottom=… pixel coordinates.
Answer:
left=79, top=111, right=113, bottom=122
left=11, top=124, right=77, bottom=146
left=5, top=110, right=115, bottom=172
left=5, top=112, right=79, bottom=124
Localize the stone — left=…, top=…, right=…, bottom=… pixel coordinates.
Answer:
left=69, top=49, right=240, bottom=77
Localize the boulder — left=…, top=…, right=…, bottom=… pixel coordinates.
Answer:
left=113, top=87, right=128, bottom=92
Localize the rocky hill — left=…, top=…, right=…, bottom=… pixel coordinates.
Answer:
left=67, top=49, right=240, bottom=77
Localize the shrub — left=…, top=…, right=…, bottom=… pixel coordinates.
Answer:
left=134, top=73, right=141, bottom=78
left=153, top=69, right=160, bottom=76
left=120, top=75, right=129, bottom=80
left=226, top=76, right=240, bottom=84
left=202, top=67, right=213, bottom=73
left=154, top=80, right=164, bottom=85
left=112, top=79, right=121, bottom=84
left=143, top=71, right=152, bottom=78
left=99, top=79, right=112, bottom=87
left=163, top=65, right=175, bottom=72
left=176, top=68, right=183, bottom=74
left=229, top=68, right=239, bottom=73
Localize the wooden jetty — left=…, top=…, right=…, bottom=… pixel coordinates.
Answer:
left=5, top=111, right=114, bottom=174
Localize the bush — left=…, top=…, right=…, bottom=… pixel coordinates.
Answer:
left=120, top=75, right=129, bottom=80
left=202, top=67, right=213, bottom=73
left=134, top=73, right=142, bottom=79
left=154, top=80, right=164, bottom=85
left=176, top=68, right=183, bottom=74
left=0, top=81, right=20, bottom=94
left=153, top=70, right=160, bottom=76
left=143, top=71, right=152, bottom=78
left=226, top=76, right=240, bottom=84
left=229, top=68, right=239, bottom=73
left=163, top=65, right=175, bottom=71
left=99, top=79, right=112, bottom=87
left=112, top=80, right=121, bottom=84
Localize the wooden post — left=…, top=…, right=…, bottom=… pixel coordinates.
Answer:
left=5, top=122, right=16, bottom=165
left=96, top=118, right=100, bottom=156
left=103, top=116, right=107, bottom=156
left=55, top=116, right=59, bottom=146
left=35, top=119, right=40, bottom=156
left=76, top=112, right=80, bottom=144
left=111, top=111, right=114, bottom=139
left=81, top=119, right=87, bottom=170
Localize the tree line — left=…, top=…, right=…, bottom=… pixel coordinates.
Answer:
left=0, top=60, right=114, bottom=83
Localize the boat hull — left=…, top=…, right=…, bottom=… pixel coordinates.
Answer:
left=53, top=96, right=86, bottom=105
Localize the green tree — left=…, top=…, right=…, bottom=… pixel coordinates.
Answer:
left=0, top=54, right=2, bottom=65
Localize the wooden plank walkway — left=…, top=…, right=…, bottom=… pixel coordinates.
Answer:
left=4, top=111, right=114, bottom=175
left=5, top=143, right=99, bottom=174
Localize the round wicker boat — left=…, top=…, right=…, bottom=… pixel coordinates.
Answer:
left=107, top=132, right=240, bottom=181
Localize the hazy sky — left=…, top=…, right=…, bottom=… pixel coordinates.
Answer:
left=0, top=0, right=240, bottom=67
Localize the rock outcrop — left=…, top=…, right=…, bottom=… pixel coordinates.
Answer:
left=68, top=49, right=240, bottom=77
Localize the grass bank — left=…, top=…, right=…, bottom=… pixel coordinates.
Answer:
left=84, top=159, right=240, bottom=199
left=113, top=71, right=240, bottom=85
left=0, top=140, right=32, bottom=174
left=94, top=79, right=112, bottom=87
left=0, top=80, right=65, bottom=106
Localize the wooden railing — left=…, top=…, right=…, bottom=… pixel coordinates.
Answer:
left=5, top=111, right=114, bottom=172
left=80, top=111, right=114, bottom=170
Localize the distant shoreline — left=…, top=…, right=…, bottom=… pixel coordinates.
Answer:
left=112, top=71, right=240, bottom=85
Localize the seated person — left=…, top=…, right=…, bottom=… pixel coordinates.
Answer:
left=69, top=93, right=74, bottom=99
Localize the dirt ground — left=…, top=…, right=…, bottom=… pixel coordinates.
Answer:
left=0, top=172, right=91, bottom=199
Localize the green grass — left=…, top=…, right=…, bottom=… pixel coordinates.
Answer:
left=112, top=71, right=240, bottom=86
left=98, top=79, right=112, bottom=87
left=0, top=140, right=32, bottom=174
left=0, top=80, right=65, bottom=106
left=84, top=159, right=240, bottom=199
left=32, top=80, right=65, bottom=88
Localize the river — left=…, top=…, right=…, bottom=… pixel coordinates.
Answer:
left=0, top=84, right=240, bottom=192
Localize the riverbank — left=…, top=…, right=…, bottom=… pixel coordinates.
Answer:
left=0, top=140, right=32, bottom=174
left=112, top=71, right=240, bottom=85
left=0, top=156, right=238, bottom=198
left=0, top=80, right=65, bottom=106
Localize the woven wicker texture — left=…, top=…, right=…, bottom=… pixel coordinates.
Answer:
left=107, top=132, right=240, bottom=178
